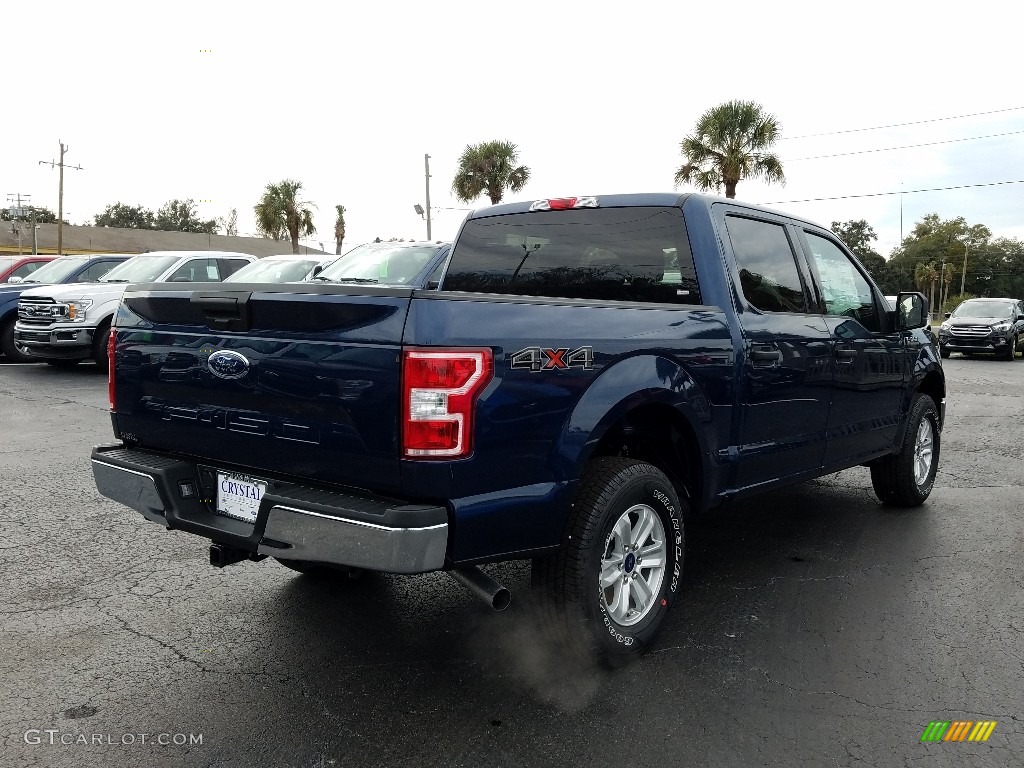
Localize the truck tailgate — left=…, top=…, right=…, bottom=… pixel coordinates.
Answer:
left=112, top=284, right=412, bottom=495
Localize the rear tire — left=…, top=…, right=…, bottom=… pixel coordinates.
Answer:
left=870, top=394, right=940, bottom=507
left=939, top=347, right=950, bottom=359
left=1, top=318, right=34, bottom=362
left=531, top=457, right=685, bottom=666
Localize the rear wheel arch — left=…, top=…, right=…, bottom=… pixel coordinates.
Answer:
left=576, top=400, right=707, bottom=514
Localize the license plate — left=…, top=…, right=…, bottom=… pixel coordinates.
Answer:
left=216, top=472, right=267, bottom=523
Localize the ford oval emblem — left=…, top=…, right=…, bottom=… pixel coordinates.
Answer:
left=207, top=350, right=250, bottom=380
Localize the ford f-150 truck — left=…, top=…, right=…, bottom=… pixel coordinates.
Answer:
left=91, top=194, right=944, bottom=665
left=0, top=253, right=132, bottom=361
left=16, top=251, right=255, bottom=369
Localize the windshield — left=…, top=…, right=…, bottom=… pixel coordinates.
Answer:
left=317, top=244, right=438, bottom=285
left=100, top=255, right=179, bottom=283
left=19, top=256, right=90, bottom=283
left=224, top=258, right=320, bottom=283
left=953, top=301, right=1014, bottom=319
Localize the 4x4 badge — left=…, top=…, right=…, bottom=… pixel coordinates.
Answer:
left=510, top=346, right=595, bottom=372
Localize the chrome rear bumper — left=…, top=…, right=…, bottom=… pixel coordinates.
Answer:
left=91, top=445, right=449, bottom=574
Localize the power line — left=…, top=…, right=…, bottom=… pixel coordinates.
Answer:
left=763, top=179, right=1024, bottom=205
left=786, top=129, right=1024, bottom=162
left=779, top=106, right=1024, bottom=141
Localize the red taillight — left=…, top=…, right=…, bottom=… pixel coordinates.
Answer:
left=402, top=348, right=493, bottom=459
left=107, top=329, right=116, bottom=411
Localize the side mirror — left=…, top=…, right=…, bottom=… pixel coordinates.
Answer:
left=944, top=312, right=952, bottom=319
left=426, top=279, right=441, bottom=290
left=7, top=276, right=22, bottom=284
left=172, top=276, right=192, bottom=282
left=311, top=265, right=324, bottom=278
left=895, top=291, right=928, bottom=331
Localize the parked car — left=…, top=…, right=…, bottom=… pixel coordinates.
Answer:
left=0, top=255, right=57, bottom=284
left=91, top=193, right=942, bottom=666
left=223, top=255, right=334, bottom=284
left=313, top=241, right=451, bottom=287
left=14, top=251, right=255, bottom=369
left=0, top=253, right=131, bottom=362
left=937, top=297, right=1024, bottom=360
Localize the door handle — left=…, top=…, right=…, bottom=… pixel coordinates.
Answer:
left=836, top=348, right=858, bottom=359
left=750, top=346, right=782, bottom=363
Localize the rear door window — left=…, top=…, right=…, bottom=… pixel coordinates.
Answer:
left=442, top=206, right=701, bottom=304
left=724, top=216, right=809, bottom=313
left=220, top=258, right=252, bottom=278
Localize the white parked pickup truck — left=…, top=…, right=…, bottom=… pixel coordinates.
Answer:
left=14, top=250, right=255, bottom=369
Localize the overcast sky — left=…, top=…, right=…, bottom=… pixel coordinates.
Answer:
left=4, top=0, right=1021, bottom=258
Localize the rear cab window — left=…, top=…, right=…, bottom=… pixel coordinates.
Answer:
left=442, top=206, right=702, bottom=305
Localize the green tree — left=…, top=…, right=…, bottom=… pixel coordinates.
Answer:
left=217, top=208, right=238, bottom=236
left=673, top=100, right=785, bottom=199
left=254, top=179, right=317, bottom=254
left=334, top=205, right=347, bottom=254
left=93, top=203, right=155, bottom=229
left=888, top=214, right=992, bottom=303
left=913, top=261, right=939, bottom=313
left=452, top=140, right=530, bottom=205
left=154, top=199, right=218, bottom=234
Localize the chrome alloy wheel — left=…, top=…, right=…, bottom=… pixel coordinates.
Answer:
left=600, top=503, right=667, bottom=627
left=913, top=418, right=935, bottom=486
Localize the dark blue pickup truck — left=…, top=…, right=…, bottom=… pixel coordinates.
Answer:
left=91, top=193, right=944, bottom=665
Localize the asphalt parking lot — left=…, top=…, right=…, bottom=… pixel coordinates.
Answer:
left=1, top=355, right=1021, bottom=768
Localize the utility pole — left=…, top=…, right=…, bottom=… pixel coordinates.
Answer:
left=424, top=153, right=432, bottom=241
left=6, top=193, right=31, bottom=256
left=39, top=141, right=84, bottom=255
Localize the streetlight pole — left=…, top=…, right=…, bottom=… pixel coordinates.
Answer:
left=424, top=153, right=432, bottom=241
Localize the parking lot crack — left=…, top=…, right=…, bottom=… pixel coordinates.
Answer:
left=103, top=611, right=215, bottom=673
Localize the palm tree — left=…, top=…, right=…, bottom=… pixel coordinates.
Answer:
left=253, top=180, right=316, bottom=254
left=452, top=140, right=530, bottom=205
left=334, top=205, right=346, bottom=254
left=673, top=100, right=785, bottom=199
left=914, top=262, right=939, bottom=313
